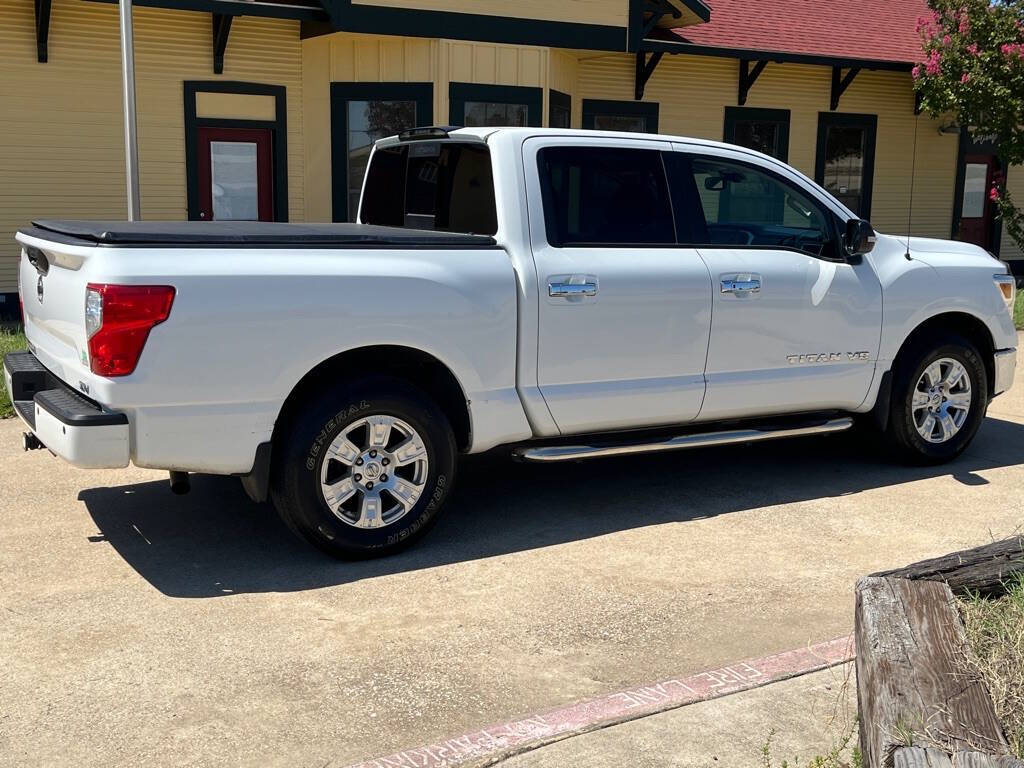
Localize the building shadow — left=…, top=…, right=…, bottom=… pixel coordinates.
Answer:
left=79, top=416, right=1024, bottom=598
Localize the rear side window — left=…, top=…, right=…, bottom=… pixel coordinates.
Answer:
left=537, top=147, right=675, bottom=247
left=360, top=142, right=497, bottom=235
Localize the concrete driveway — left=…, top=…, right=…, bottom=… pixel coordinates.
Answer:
left=2, top=349, right=1024, bottom=767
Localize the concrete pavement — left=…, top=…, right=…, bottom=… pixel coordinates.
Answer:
left=2, top=343, right=1023, bottom=767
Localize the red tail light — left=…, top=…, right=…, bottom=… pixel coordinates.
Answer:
left=85, top=284, right=175, bottom=377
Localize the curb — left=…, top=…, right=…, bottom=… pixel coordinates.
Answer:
left=344, top=634, right=855, bottom=768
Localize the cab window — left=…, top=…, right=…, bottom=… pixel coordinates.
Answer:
left=669, top=154, right=837, bottom=260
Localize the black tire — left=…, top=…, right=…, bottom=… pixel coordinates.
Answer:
left=885, top=333, right=988, bottom=465
left=270, top=376, right=457, bottom=559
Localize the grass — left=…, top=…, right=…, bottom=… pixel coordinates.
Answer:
left=0, top=324, right=28, bottom=419
left=1015, top=289, right=1024, bottom=330
left=958, top=574, right=1024, bottom=759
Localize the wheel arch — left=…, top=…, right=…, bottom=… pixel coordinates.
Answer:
left=891, top=311, right=995, bottom=395
left=873, top=311, right=996, bottom=432
left=242, top=345, right=472, bottom=503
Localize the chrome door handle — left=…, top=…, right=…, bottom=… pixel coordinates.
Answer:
left=721, top=278, right=761, bottom=294
left=549, top=281, right=598, bottom=297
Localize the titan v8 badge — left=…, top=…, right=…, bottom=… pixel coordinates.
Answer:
left=787, top=351, right=870, bottom=364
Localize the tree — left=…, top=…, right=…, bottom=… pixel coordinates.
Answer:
left=913, top=0, right=1024, bottom=251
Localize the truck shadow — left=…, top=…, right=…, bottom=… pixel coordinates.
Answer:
left=79, top=416, right=1024, bottom=598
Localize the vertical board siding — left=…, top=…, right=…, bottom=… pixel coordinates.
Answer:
left=0, top=0, right=304, bottom=293
left=577, top=53, right=958, bottom=238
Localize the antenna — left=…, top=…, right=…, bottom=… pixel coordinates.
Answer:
left=905, top=107, right=920, bottom=260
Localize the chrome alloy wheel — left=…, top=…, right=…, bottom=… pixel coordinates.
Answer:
left=319, top=414, right=429, bottom=529
left=912, top=357, right=973, bottom=444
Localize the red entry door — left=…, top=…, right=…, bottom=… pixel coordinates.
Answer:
left=197, top=126, right=274, bottom=221
left=958, top=154, right=997, bottom=249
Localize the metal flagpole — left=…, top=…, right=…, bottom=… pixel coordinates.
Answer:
left=118, top=0, right=141, bottom=221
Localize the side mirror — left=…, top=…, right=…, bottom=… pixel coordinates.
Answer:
left=844, top=218, right=875, bottom=261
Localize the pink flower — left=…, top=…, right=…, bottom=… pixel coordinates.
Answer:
left=943, top=34, right=952, bottom=46
left=990, top=187, right=1000, bottom=202
left=959, top=13, right=970, bottom=35
left=961, top=72, right=971, bottom=83
left=925, top=49, right=943, bottom=75
left=967, top=43, right=979, bottom=55
left=912, top=64, right=923, bottom=79
left=1001, top=42, right=1024, bottom=59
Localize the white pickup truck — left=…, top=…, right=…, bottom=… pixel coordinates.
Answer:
left=5, top=126, right=1018, bottom=558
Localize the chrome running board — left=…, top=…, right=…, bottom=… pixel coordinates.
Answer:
left=512, top=417, right=854, bottom=463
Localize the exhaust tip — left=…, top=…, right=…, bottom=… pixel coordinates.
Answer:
left=22, top=432, right=45, bottom=452
left=168, top=471, right=191, bottom=495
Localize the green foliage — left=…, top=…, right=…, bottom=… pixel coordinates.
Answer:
left=760, top=721, right=862, bottom=768
left=913, top=0, right=1024, bottom=251
left=959, top=573, right=1024, bottom=759
left=0, top=324, right=28, bottom=419
left=1014, top=287, right=1024, bottom=329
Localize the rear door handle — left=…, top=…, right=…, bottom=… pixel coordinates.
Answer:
left=721, top=277, right=761, bottom=294
left=549, top=281, right=598, bottom=298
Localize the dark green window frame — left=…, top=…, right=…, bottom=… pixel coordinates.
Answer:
left=815, top=112, right=877, bottom=219
left=723, top=107, right=791, bottom=162
left=549, top=89, right=572, bottom=129
left=329, top=81, right=434, bottom=222
left=448, top=83, right=543, bottom=128
left=581, top=99, right=659, bottom=133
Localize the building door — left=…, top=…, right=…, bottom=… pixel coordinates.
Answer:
left=196, top=126, right=274, bottom=221
left=957, top=154, right=998, bottom=249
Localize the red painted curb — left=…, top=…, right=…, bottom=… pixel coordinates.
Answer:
left=344, top=635, right=855, bottom=768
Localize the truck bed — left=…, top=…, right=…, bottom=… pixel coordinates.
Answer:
left=21, top=220, right=498, bottom=248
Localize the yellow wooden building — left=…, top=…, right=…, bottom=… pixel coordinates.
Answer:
left=2, top=0, right=1020, bottom=316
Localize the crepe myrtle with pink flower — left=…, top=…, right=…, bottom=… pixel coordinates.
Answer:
left=914, top=0, right=1024, bottom=251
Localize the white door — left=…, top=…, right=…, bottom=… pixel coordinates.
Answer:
left=523, top=137, right=712, bottom=434
left=666, top=148, right=882, bottom=421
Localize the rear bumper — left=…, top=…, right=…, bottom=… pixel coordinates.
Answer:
left=4, top=351, right=129, bottom=468
left=993, top=348, right=1016, bottom=396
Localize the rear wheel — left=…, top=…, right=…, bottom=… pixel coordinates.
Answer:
left=271, top=376, right=457, bottom=559
left=885, top=334, right=988, bottom=464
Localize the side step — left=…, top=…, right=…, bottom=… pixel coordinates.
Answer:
left=512, top=417, right=854, bottom=463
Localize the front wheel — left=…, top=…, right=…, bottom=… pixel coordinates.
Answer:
left=271, top=376, right=457, bottom=559
left=886, top=334, right=988, bottom=464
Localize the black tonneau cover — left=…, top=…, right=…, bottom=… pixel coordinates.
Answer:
left=22, top=220, right=497, bottom=248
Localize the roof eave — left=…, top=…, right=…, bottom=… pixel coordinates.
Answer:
left=641, top=38, right=914, bottom=72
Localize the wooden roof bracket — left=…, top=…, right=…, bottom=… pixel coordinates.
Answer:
left=213, top=12, right=233, bottom=74
left=34, top=0, right=51, bottom=63
left=635, top=50, right=664, bottom=100
left=830, top=65, right=860, bottom=111
left=738, top=59, right=768, bottom=106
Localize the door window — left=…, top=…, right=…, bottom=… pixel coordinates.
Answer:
left=961, top=162, right=988, bottom=218
left=673, top=155, right=835, bottom=259
left=723, top=107, right=791, bottom=161
left=210, top=141, right=259, bottom=220
left=196, top=126, right=273, bottom=221
left=346, top=99, right=419, bottom=221
left=536, top=147, right=675, bottom=247
left=815, top=113, right=877, bottom=218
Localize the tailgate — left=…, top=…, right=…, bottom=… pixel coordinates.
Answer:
left=16, top=229, right=97, bottom=391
